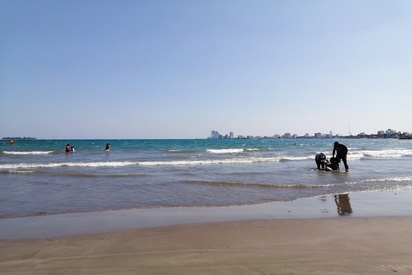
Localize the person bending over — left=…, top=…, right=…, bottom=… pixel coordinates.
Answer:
left=315, top=153, right=327, bottom=170
left=332, top=142, right=349, bottom=172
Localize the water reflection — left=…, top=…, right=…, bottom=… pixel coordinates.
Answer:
left=334, top=194, right=352, bottom=216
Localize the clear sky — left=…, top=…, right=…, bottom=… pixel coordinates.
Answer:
left=1, top=0, right=411, bottom=139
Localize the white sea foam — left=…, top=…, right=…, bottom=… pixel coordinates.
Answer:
left=136, top=156, right=293, bottom=166
left=354, top=149, right=412, bottom=159
left=346, top=176, right=412, bottom=186
left=346, top=153, right=364, bottom=160
left=0, top=157, right=286, bottom=170
left=2, top=151, right=54, bottom=155
left=156, top=158, right=275, bottom=166
left=0, top=161, right=139, bottom=170
left=1, top=148, right=411, bottom=170
left=364, top=176, right=412, bottom=183
left=207, top=148, right=245, bottom=154
left=6, top=170, right=35, bottom=174
left=280, top=156, right=312, bottom=161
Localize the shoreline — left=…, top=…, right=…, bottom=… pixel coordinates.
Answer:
left=1, top=189, right=412, bottom=240
left=1, top=190, right=412, bottom=274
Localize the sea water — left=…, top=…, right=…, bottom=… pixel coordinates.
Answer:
left=1, top=138, right=412, bottom=218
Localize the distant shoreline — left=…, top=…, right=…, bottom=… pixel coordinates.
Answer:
left=2, top=136, right=412, bottom=141
left=2, top=137, right=37, bottom=140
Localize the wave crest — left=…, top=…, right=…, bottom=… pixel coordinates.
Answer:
left=353, top=149, right=412, bottom=159
left=2, top=151, right=54, bottom=155
left=182, top=180, right=334, bottom=189
left=207, top=148, right=245, bottom=154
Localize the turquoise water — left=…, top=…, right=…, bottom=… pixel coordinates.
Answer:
left=1, top=138, right=412, bottom=218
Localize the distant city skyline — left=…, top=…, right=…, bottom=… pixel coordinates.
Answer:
left=3, top=127, right=411, bottom=140
left=209, top=128, right=411, bottom=139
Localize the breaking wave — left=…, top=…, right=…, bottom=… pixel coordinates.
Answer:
left=207, top=148, right=245, bottom=154
left=0, top=156, right=308, bottom=170
left=350, top=149, right=412, bottom=160
left=2, top=151, right=54, bottom=155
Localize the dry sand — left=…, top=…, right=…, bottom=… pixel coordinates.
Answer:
left=1, top=217, right=412, bottom=274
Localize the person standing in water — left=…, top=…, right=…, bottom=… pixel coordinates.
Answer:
left=332, top=141, right=349, bottom=172
left=105, top=143, right=110, bottom=151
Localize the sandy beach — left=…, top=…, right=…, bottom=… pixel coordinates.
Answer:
left=1, top=217, right=412, bottom=274
left=1, top=190, right=412, bottom=274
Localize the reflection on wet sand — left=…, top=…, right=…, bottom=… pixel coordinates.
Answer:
left=335, top=194, right=353, bottom=215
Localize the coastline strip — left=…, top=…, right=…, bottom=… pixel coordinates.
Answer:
left=1, top=190, right=412, bottom=240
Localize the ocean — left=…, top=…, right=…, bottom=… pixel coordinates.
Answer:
left=1, top=138, right=412, bottom=219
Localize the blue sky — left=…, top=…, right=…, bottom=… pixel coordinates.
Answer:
left=1, top=0, right=411, bottom=139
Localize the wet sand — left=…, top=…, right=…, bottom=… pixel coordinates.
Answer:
left=1, top=190, right=412, bottom=274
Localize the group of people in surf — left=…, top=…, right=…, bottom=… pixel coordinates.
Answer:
left=65, top=144, right=75, bottom=153
left=315, top=141, right=349, bottom=172
left=65, top=143, right=110, bottom=153
left=63, top=142, right=348, bottom=171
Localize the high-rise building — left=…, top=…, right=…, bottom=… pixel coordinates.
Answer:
left=210, top=130, right=220, bottom=139
left=282, top=133, right=291, bottom=139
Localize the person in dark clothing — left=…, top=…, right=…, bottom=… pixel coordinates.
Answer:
left=105, top=143, right=110, bottom=151
left=332, top=142, right=349, bottom=172
left=315, top=153, right=327, bottom=170
left=328, top=157, right=340, bottom=171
